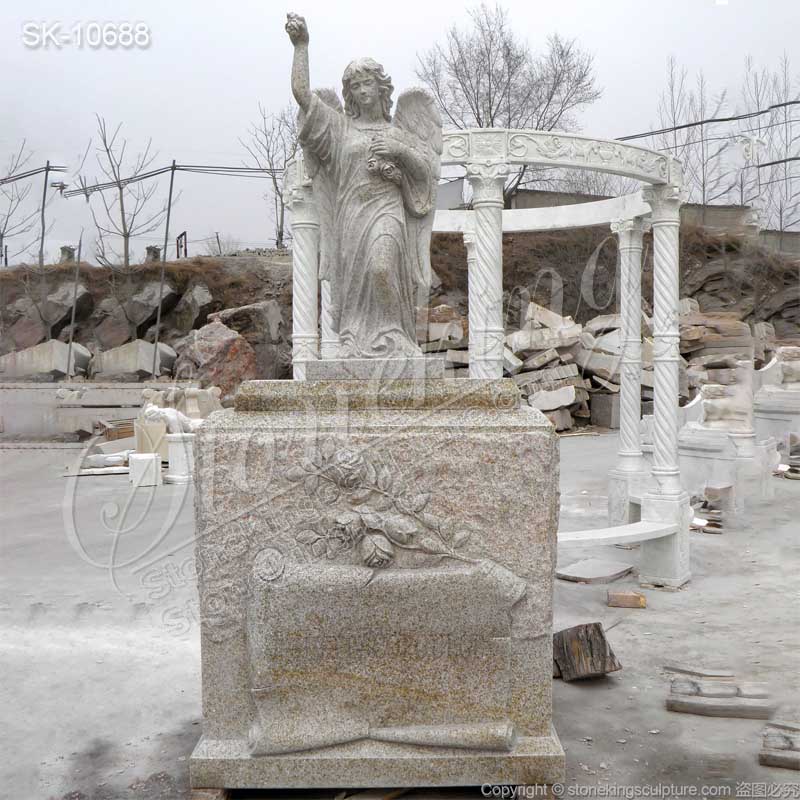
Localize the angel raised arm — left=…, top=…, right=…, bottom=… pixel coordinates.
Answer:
left=285, top=13, right=441, bottom=359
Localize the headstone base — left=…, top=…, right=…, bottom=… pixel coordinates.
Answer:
left=190, top=378, right=564, bottom=789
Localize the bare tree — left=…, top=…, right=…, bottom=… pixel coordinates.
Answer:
left=762, top=54, right=800, bottom=240
left=241, top=104, right=298, bottom=249
left=686, top=72, right=735, bottom=220
left=202, top=232, right=240, bottom=256
left=415, top=3, right=601, bottom=204
left=731, top=54, right=799, bottom=240
left=546, top=167, right=641, bottom=199
left=0, top=141, right=40, bottom=264
left=650, top=60, right=735, bottom=216
left=84, top=115, right=168, bottom=268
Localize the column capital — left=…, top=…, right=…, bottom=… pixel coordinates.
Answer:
left=466, top=161, right=509, bottom=206
left=642, top=183, right=684, bottom=223
left=611, top=216, right=651, bottom=245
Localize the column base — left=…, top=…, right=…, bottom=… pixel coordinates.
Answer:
left=638, top=490, right=691, bottom=589
left=607, top=467, right=649, bottom=525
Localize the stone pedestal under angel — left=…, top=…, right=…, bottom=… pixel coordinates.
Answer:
left=286, top=12, right=442, bottom=359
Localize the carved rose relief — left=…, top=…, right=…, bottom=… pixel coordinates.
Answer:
left=285, top=438, right=475, bottom=569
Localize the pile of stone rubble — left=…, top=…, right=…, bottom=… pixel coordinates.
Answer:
left=421, top=297, right=784, bottom=433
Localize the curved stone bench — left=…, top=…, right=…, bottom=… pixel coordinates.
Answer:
left=558, top=520, right=678, bottom=547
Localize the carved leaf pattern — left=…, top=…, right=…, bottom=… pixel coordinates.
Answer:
left=284, top=438, right=476, bottom=569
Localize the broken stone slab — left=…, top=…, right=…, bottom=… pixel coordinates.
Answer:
left=503, top=348, right=523, bottom=375
left=552, top=622, right=622, bottom=681
left=521, top=349, right=560, bottom=371
left=591, top=376, right=620, bottom=393
left=0, top=339, right=91, bottom=378
left=544, top=408, right=573, bottom=431
left=666, top=679, right=776, bottom=719
left=556, top=558, right=634, bottom=584
left=513, top=363, right=579, bottom=387
left=523, top=302, right=576, bottom=332
left=759, top=721, right=800, bottom=771
left=585, top=314, right=621, bottom=335
left=593, top=329, right=623, bottom=355
left=506, top=327, right=580, bottom=355
left=527, top=376, right=592, bottom=394
left=572, top=347, right=621, bottom=381
left=529, top=385, right=581, bottom=411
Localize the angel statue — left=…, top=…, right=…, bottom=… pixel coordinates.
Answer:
left=285, top=12, right=442, bottom=359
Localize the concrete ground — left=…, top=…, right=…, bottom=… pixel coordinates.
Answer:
left=1, top=433, right=798, bottom=799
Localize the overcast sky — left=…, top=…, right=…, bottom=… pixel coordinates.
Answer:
left=1, top=0, right=797, bottom=263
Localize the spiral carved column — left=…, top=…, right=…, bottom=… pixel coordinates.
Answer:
left=611, top=216, right=649, bottom=473
left=643, top=183, right=683, bottom=496
left=285, top=158, right=320, bottom=380
left=319, top=280, right=340, bottom=360
left=466, top=163, right=508, bottom=379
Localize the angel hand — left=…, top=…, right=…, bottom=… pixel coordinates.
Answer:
left=285, top=13, right=309, bottom=46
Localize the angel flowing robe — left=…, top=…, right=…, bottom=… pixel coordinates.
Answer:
left=299, top=94, right=436, bottom=358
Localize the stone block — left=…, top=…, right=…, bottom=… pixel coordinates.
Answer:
left=0, top=340, right=91, bottom=378
left=129, top=453, right=163, bottom=487
left=505, top=328, right=580, bottom=355
left=135, top=419, right=168, bottom=461
left=529, top=385, right=580, bottom=411
left=191, top=378, right=564, bottom=788
left=585, top=314, right=621, bottom=334
left=522, top=349, right=559, bottom=371
left=590, top=393, right=620, bottom=429
left=93, top=339, right=170, bottom=379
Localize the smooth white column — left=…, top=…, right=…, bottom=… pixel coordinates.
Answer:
left=611, top=216, right=649, bottom=474
left=643, top=184, right=683, bottom=496
left=285, top=157, right=320, bottom=380
left=466, top=163, right=508, bottom=379
left=319, top=279, right=340, bottom=359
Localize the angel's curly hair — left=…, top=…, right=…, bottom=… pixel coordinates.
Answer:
left=342, top=58, right=394, bottom=121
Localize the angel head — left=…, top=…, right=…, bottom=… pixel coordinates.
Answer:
left=342, top=58, right=394, bottom=121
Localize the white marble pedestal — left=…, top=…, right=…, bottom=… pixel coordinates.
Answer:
left=164, top=433, right=195, bottom=484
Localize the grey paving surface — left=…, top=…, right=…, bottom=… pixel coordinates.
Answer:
left=1, top=433, right=798, bottom=798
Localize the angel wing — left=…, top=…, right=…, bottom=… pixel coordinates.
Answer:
left=392, top=88, right=442, bottom=298
left=299, top=88, right=343, bottom=286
